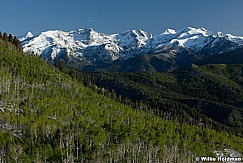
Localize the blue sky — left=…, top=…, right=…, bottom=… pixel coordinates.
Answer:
left=1, top=0, right=243, bottom=36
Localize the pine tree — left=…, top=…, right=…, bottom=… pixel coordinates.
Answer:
left=8, top=34, right=13, bottom=43
left=57, top=59, right=66, bottom=72
left=3, top=32, right=8, bottom=41
left=13, top=36, right=22, bottom=51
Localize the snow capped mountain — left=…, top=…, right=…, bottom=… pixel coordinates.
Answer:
left=21, top=28, right=152, bottom=61
left=20, top=27, right=243, bottom=63
left=19, top=32, right=34, bottom=41
left=151, top=27, right=243, bottom=54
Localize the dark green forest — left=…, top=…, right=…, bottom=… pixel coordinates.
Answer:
left=83, top=64, right=243, bottom=135
left=0, top=33, right=242, bottom=162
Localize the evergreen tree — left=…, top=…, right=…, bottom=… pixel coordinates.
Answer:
left=13, top=36, right=22, bottom=51
left=8, top=34, right=13, bottom=43
left=56, top=59, right=66, bottom=72
left=69, top=68, right=77, bottom=79
left=3, top=32, right=8, bottom=41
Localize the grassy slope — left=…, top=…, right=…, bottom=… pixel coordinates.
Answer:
left=0, top=40, right=242, bottom=162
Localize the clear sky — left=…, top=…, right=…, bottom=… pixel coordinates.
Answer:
left=1, top=0, right=243, bottom=36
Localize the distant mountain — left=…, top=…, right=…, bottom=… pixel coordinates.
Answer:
left=19, top=31, right=34, bottom=41
left=20, top=27, right=243, bottom=71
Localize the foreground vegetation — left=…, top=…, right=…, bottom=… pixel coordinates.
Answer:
left=0, top=34, right=242, bottom=162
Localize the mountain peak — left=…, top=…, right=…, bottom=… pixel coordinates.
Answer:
left=26, top=31, right=34, bottom=37
left=19, top=31, right=34, bottom=41
left=70, top=28, right=96, bottom=34
left=217, top=32, right=224, bottom=37
left=178, top=26, right=213, bottom=37
left=163, top=28, right=176, bottom=34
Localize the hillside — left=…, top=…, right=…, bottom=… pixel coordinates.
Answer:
left=87, top=64, right=243, bottom=135
left=0, top=34, right=242, bottom=162
left=197, top=47, right=243, bottom=65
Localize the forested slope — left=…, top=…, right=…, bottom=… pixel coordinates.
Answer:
left=87, top=64, right=243, bottom=135
left=0, top=35, right=242, bottom=162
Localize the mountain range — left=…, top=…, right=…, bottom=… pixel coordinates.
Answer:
left=20, top=27, right=243, bottom=71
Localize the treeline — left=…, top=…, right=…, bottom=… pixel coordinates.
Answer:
left=0, top=31, right=22, bottom=51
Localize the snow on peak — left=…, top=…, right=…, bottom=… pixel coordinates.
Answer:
left=115, top=29, right=151, bottom=48
left=26, top=32, right=34, bottom=37
left=19, top=32, right=34, bottom=41
left=119, top=29, right=150, bottom=38
left=69, top=28, right=111, bottom=46
left=163, top=28, right=176, bottom=34
left=178, top=27, right=213, bottom=37
left=224, top=33, right=243, bottom=45
left=153, top=27, right=243, bottom=53
left=20, top=26, right=243, bottom=62
left=217, top=32, right=224, bottom=37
